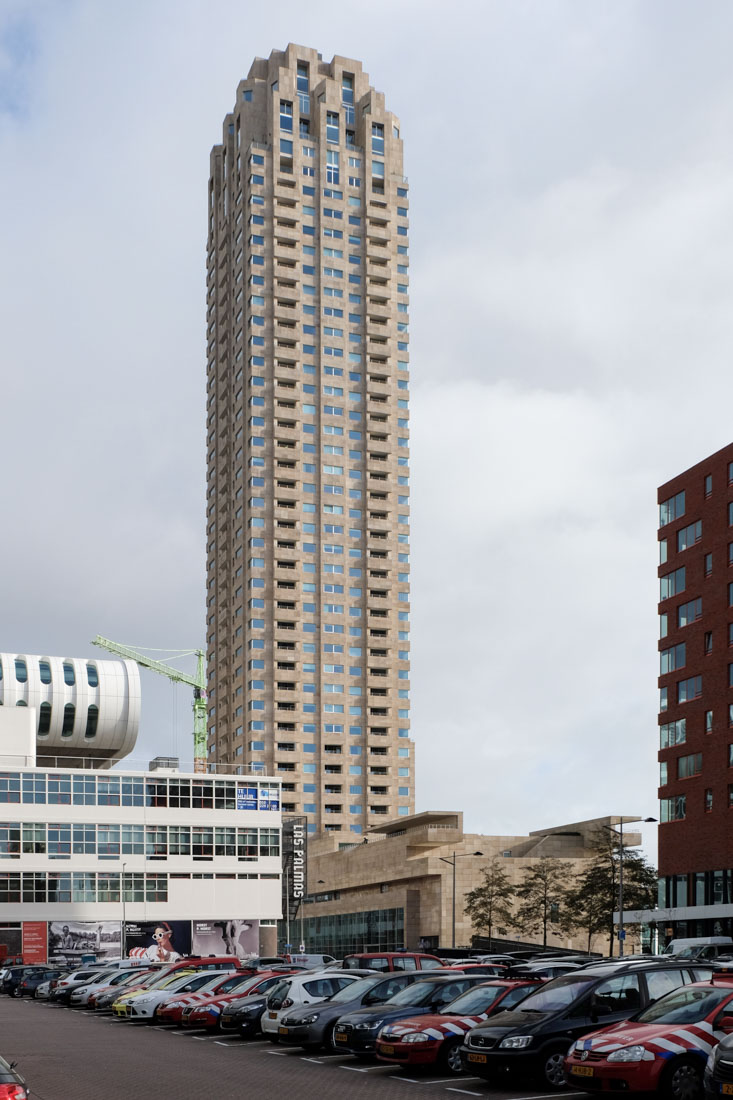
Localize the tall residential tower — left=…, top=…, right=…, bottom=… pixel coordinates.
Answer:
left=205, top=45, right=414, bottom=837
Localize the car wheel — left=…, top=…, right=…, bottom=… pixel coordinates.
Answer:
left=438, top=1038, right=464, bottom=1076
left=11, top=988, right=21, bottom=998
left=661, top=1056, right=704, bottom=1100
left=540, top=1046, right=570, bottom=1090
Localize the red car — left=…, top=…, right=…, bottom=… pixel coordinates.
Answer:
left=160, top=970, right=290, bottom=1027
left=376, top=980, right=542, bottom=1076
left=564, top=977, right=733, bottom=1096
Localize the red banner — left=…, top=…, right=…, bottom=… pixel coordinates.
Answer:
left=22, top=922, right=47, bottom=964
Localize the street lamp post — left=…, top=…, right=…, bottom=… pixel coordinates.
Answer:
left=121, top=861, right=127, bottom=960
left=438, top=851, right=483, bottom=950
left=603, top=817, right=656, bottom=957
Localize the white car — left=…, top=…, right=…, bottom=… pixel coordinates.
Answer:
left=126, top=969, right=231, bottom=1020
left=70, top=968, right=147, bottom=1007
left=261, top=970, right=373, bottom=1039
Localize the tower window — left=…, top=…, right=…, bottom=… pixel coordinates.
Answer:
left=63, top=662, right=75, bottom=686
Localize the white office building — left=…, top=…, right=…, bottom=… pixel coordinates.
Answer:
left=0, top=657, right=282, bottom=963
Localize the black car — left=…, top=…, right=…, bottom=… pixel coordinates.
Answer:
left=277, top=971, right=428, bottom=1051
left=219, top=981, right=287, bottom=1038
left=2, top=966, right=54, bottom=998
left=460, top=961, right=712, bottom=1090
left=18, top=969, right=67, bottom=998
left=332, top=974, right=491, bottom=1057
left=704, top=1028, right=733, bottom=1099
left=0, top=1053, right=27, bottom=1098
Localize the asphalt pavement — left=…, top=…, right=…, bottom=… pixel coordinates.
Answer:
left=0, top=996, right=589, bottom=1100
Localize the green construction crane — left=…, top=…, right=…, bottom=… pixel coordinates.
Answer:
left=91, top=635, right=208, bottom=773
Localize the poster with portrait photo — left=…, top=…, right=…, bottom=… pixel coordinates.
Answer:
left=124, top=920, right=191, bottom=962
left=192, top=919, right=259, bottom=961
left=48, top=920, right=121, bottom=965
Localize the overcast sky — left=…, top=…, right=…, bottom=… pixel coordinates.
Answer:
left=4, top=0, right=733, bottom=861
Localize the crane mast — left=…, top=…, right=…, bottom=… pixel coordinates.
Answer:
left=91, top=635, right=208, bottom=773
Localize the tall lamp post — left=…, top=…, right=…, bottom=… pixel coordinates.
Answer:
left=121, top=861, right=127, bottom=960
left=603, top=817, right=656, bottom=957
left=438, top=851, right=483, bottom=950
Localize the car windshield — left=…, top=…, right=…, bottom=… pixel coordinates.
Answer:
left=444, top=985, right=505, bottom=1014
left=330, top=977, right=383, bottom=1004
left=637, top=986, right=733, bottom=1025
left=214, top=973, right=261, bottom=995
left=386, top=981, right=442, bottom=1007
left=507, top=975, right=598, bottom=1013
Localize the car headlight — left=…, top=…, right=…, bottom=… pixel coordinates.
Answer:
left=357, top=1019, right=382, bottom=1030
left=607, top=1046, right=646, bottom=1063
left=499, top=1035, right=534, bottom=1050
left=401, top=1032, right=430, bottom=1044
left=299, top=1013, right=320, bottom=1024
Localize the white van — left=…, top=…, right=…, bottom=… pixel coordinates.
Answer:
left=663, top=936, right=733, bottom=960
left=287, top=954, right=337, bottom=969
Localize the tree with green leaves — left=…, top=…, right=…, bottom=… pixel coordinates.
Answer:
left=510, top=857, right=569, bottom=947
left=566, top=828, right=657, bottom=955
left=464, top=857, right=515, bottom=948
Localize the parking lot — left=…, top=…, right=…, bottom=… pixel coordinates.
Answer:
left=0, top=997, right=591, bottom=1100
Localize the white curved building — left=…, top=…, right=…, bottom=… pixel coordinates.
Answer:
left=0, top=653, right=140, bottom=765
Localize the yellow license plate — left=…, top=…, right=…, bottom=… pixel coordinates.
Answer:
left=467, top=1053, right=487, bottom=1064
left=268, top=1011, right=277, bottom=1019
left=720, top=1086, right=733, bottom=1096
left=380, top=1044, right=395, bottom=1055
left=335, top=1033, right=347, bottom=1042
left=572, top=1066, right=594, bottom=1077
left=279, top=1026, right=288, bottom=1035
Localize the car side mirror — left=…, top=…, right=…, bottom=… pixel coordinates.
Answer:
left=718, top=1015, right=733, bottom=1034
left=590, top=1002, right=612, bottom=1022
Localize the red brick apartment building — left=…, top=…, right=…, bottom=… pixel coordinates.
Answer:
left=657, top=442, right=733, bottom=937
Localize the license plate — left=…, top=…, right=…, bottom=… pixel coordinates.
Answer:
left=467, top=1053, right=487, bottom=1064
left=380, top=1044, right=395, bottom=1055
left=571, top=1066, right=594, bottom=1077
left=268, top=1012, right=277, bottom=1019
left=335, top=1033, right=347, bottom=1042
left=720, top=1086, right=733, bottom=1095
left=279, top=1026, right=288, bottom=1035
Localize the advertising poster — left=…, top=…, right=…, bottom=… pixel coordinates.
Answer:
left=192, top=919, right=259, bottom=960
left=48, top=921, right=121, bottom=965
left=22, top=922, right=47, bottom=964
left=0, top=926, right=22, bottom=959
left=124, top=920, right=191, bottom=962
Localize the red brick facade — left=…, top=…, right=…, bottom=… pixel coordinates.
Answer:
left=658, top=442, right=733, bottom=887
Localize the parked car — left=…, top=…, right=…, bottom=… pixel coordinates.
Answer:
left=112, top=969, right=200, bottom=1018
left=51, top=967, right=113, bottom=1004
left=261, top=970, right=375, bottom=1039
left=3, top=966, right=57, bottom=998
left=508, top=961, right=584, bottom=980
left=84, top=968, right=157, bottom=1008
left=332, top=973, right=492, bottom=1057
left=71, top=968, right=150, bottom=1007
left=376, top=979, right=544, bottom=1075
left=18, top=969, right=67, bottom=998
left=565, top=977, right=733, bottom=1096
left=219, top=987, right=285, bottom=1039
left=276, top=970, right=431, bottom=1051
left=704, top=1016, right=733, bottom=1099
left=91, top=969, right=166, bottom=1012
left=340, top=952, right=444, bottom=972
left=461, top=961, right=713, bottom=1089
left=0, top=1053, right=27, bottom=1099
left=179, top=970, right=291, bottom=1029
left=125, top=969, right=232, bottom=1020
